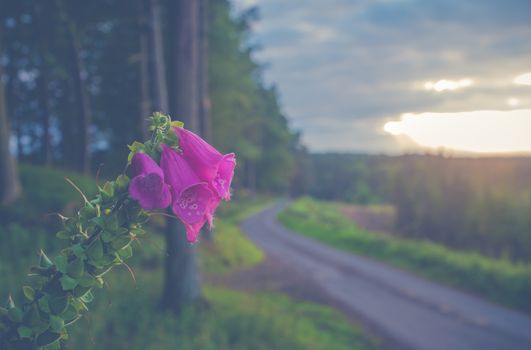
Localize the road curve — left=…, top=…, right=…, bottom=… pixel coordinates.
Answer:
left=241, top=201, right=531, bottom=350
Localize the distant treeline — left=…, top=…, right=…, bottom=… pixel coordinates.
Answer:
left=303, top=153, right=531, bottom=262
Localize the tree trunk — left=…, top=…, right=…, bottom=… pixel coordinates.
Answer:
left=67, top=30, right=91, bottom=173
left=169, top=0, right=200, bottom=133
left=198, top=0, right=211, bottom=141
left=148, top=0, right=169, bottom=114
left=137, top=0, right=151, bottom=140
left=37, top=51, right=52, bottom=166
left=4, top=51, right=21, bottom=159
left=163, top=0, right=203, bottom=313
left=0, top=57, right=22, bottom=205
left=58, top=0, right=91, bottom=173
left=35, top=1, right=52, bottom=166
left=199, top=0, right=212, bottom=240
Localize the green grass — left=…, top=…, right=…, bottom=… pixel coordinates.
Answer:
left=0, top=165, right=98, bottom=301
left=65, top=267, right=376, bottom=350
left=279, top=197, right=531, bottom=313
left=199, top=194, right=273, bottom=274
left=1, top=166, right=376, bottom=350
left=1, top=164, right=96, bottom=223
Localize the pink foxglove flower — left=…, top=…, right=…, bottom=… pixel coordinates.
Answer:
left=175, top=127, right=236, bottom=201
left=160, top=145, right=219, bottom=242
left=129, top=152, right=171, bottom=210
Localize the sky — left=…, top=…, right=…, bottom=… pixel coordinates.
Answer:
left=232, top=0, right=531, bottom=154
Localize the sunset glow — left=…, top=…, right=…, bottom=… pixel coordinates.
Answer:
left=514, top=73, right=531, bottom=86
left=424, top=79, right=473, bottom=92
left=384, top=110, right=531, bottom=153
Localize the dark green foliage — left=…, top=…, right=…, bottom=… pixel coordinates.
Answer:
left=280, top=198, right=531, bottom=313
left=389, top=156, right=531, bottom=262
left=0, top=173, right=145, bottom=348
left=306, top=154, right=531, bottom=262
left=202, top=0, right=297, bottom=192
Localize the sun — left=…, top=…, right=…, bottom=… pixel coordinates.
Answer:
left=384, top=110, right=531, bottom=153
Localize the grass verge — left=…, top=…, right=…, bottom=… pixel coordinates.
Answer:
left=66, top=268, right=376, bottom=350
left=279, top=197, right=531, bottom=313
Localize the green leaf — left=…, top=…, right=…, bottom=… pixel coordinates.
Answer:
left=36, top=331, right=62, bottom=347
left=72, top=244, right=85, bottom=259
left=49, top=296, right=69, bottom=315
left=101, top=230, right=116, bottom=242
left=23, top=304, right=40, bottom=327
left=117, top=245, right=133, bottom=260
left=92, top=266, right=112, bottom=278
left=115, top=175, right=130, bottom=190
left=6, top=295, right=15, bottom=309
left=110, top=236, right=132, bottom=251
left=77, top=274, right=95, bottom=288
left=17, top=325, right=33, bottom=338
left=54, top=256, right=68, bottom=274
left=49, top=315, right=64, bottom=333
left=60, top=275, right=78, bottom=291
left=91, top=216, right=106, bottom=228
left=79, top=203, right=98, bottom=219
left=67, top=258, right=85, bottom=278
left=80, top=291, right=94, bottom=304
left=32, top=318, right=50, bottom=335
left=56, top=230, right=72, bottom=240
left=0, top=306, right=8, bottom=316
left=29, top=266, right=54, bottom=277
left=102, top=181, right=115, bottom=198
left=73, top=286, right=91, bottom=298
left=130, top=227, right=145, bottom=236
left=70, top=298, right=88, bottom=312
left=86, top=239, right=103, bottom=262
left=8, top=306, right=23, bottom=322
left=105, top=215, right=119, bottom=232
left=117, top=227, right=129, bottom=235
left=137, top=211, right=150, bottom=224
left=42, top=341, right=62, bottom=350
left=59, top=305, right=78, bottom=324
left=39, top=250, right=54, bottom=268
left=95, top=277, right=104, bottom=288
left=171, top=120, right=184, bottom=128
left=127, top=141, right=144, bottom=152
left=38, top=296, right=50, bottom=313
left=22, top=286, right=35, bottom=301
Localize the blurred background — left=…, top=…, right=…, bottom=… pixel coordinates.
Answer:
left=1, top=0, right=531, bottom=349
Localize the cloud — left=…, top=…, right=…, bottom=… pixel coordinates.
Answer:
left=233, top=0, right=531, bottom=152
left=514, top=72, right=531, bottom=86
left=424, top=79, right=473, bottom=92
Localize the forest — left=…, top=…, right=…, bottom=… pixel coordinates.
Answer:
left=306, top=153, right=531, bottom=262
left=0, top=0, right=302, bottom=194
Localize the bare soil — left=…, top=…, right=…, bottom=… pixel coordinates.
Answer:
left=340, top=205, right=396, bottom=234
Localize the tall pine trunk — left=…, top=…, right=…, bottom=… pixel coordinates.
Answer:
left=198, top=0, right=211, bottom=142
left=58, top=0, right=91, bottom=173
left=0, top=46, right=21, bottom=205
left=199, top=0, right=213, bottom=240
left=164, top=0, right=203, bottom=313
left=137, top=0, right=151, bottom=140
left=35, top=1, right=52, bottom=166
left=4, top=51, right=22, bottom=160
left=37, top=51, right=52, bottom=166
